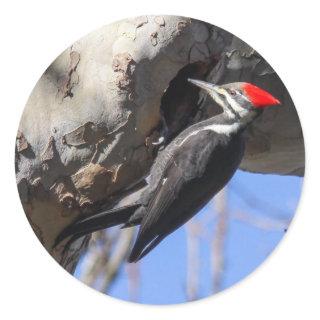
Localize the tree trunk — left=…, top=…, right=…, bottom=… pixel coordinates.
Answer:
left=15, top=16, right=304, bottom=272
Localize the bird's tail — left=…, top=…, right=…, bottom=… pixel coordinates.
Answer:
left=53, top=203, right=140, bottom=249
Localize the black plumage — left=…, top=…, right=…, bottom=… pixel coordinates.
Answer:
left=55, top=79, right=279, bottom=262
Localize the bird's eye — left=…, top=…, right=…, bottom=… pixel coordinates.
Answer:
left=229, top=89, right=237, bottom=96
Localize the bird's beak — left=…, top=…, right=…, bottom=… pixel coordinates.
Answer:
left=188, top=79, right=217, bottom=92
left=188, top=78, right=225, bottom=107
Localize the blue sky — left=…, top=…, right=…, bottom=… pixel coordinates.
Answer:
left=75, top=170, right=303, bottom=305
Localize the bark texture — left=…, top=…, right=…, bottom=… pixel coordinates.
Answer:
left=15, top=16, right=304, bottom=272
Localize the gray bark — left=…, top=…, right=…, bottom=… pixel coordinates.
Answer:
left=15, top=16, right=304, bottom=271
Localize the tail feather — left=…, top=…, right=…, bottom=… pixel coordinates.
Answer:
left=53, top=203, right=140, bottom=248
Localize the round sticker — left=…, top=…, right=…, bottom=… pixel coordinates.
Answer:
left=16, top=15, right=304, bottom=304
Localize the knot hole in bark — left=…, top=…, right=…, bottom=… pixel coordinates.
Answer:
left=158, top=58, right=220, bottom=144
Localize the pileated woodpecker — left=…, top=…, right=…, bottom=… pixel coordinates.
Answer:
left=55, top=79, right=280, bottom=262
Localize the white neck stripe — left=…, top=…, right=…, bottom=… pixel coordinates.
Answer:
left=178, top=122, right=241, bottom=146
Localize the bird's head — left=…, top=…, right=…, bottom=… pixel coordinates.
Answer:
left=188, top=79, right=280, bottom=119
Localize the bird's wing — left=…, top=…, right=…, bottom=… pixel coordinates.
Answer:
left=143, top=159, right=185, bottom=231
left=129, top=130, right=218, bottom=262
left=128, top=159, right=185, bottom=262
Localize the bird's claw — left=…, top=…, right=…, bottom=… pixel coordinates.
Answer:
left=152, top=136, right=165, bottom=146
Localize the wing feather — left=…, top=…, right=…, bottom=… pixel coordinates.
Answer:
left=129, top=131, right=218, bottom=261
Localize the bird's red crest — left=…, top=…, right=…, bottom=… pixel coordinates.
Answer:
left=242, top=83, right=280, bottom=108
